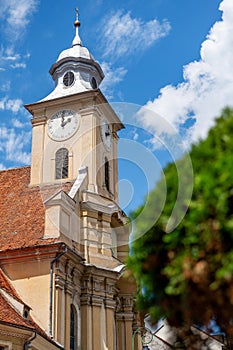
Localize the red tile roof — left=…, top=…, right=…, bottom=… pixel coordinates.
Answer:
left=0, top=267, right=61, bottom=346
left=0, top=167, right=69, bottom=347
left=0, top=166, right=73, bottom=251
left=0, top=167, right=46, bottom=250
left=0, top=266, right=36, bottom=330
left=0, top=292, right=33, bottom=329
left=0, top=268, right=23, bottom=303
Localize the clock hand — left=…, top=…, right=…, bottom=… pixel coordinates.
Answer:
left=61, top=112, right=65, bottom=127
left=105, top=125, right=111, bottom=137
left=61, top=117, right=72, bottom=128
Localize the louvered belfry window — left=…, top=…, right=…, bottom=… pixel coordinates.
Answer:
left=55, top=148, right=69, bottom=179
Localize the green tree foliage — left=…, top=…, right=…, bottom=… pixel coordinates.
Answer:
left=128, top=108, right=233, bottom=344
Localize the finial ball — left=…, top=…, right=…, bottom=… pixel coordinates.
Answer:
left=74, top=7, right=80, bottom=27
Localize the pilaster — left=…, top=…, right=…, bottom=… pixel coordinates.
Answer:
left=64, top=285, right=73, bottom=350
left=80, top=295, right=92, bottom=350
left=105, top=299, right=116, bottom=350
left=92, top=296, right=103, bottom=350
left=54, top=275, right=65, bottom=344
left=30, top=115, right=46, bottom=185
left=115, top=294, right=135, bottom=350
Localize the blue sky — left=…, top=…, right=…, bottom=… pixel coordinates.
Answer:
left=0, top=0, right=232, bottom=214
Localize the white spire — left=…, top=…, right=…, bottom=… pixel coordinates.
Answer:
left=41, top=5, right=105, bottom=101
left=72, top=7, right=82, bottom=47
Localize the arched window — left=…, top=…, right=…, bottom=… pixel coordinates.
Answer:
left=55, top=148, right=69, bottom=179
left=105, top=157, right=110, bottom=192
left=70, top=305, right=77, bottom=350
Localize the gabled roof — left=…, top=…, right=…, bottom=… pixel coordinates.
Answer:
left=0, top=266, right=36, bottom=329
left=0, top=267, right=62, bottom=347
left=0, top=292, right=33, bottom=329
left=0, top=166, right=73, bottom=252
left=0, top=268, right=23, bottom=303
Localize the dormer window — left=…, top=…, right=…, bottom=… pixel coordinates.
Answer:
left=23, top=307, right=30, bottom=320
left=55, top=148, right=69, bottom=179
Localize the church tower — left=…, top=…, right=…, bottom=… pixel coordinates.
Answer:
left=25, top=9, right=127, bottom=267
left=21, top=8, right=141, bottom=350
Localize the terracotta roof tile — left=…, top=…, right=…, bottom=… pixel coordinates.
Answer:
left=0, top=167, right=45, bottom=250
left=0, top=166, right=74, bottom=251
left=0, top=289, right=60, bottom=343
left=0, top=291, right=33, bottom=329
left=0, top=268, right=23, bottom=303
left=0, top=268, right=59, bottom=344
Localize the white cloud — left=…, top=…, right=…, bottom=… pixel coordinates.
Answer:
left=138, top=0, right=233, bottom=147
left=100, top=62, right=127, bottom=98
left=10, top=62, right=26, bottom=69
left=2, top=52, right=20, bottom=61
left=12, top=119, right=24, bottom=128
left=0, top=126, right=31, bottom=165
left=0, top=98, right=6, bottom=110
left=0, top=81, right=11, bottom=92
left=0, top=163, right=6, bottom=170
left=101, top=11, right=171, bottom=60
left=0, top=97, right=23, bottom=113
left=6, top=99, right=23, bottom=113
left=0, top=46, right=30, bottom=72
left=0, top=0, right=38, bottom=41
left=0, top=1, right=37, bottom=75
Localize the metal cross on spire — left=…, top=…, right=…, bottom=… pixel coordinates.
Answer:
left=72, top=5, right=82, bottom=46
left=75, top=7, right=79, bottom=22
left=74, top=6, right=81, bottom=28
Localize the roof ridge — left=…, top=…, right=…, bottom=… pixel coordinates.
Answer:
left=0, top=270, right=60, bottom=346
left=0, top=268, right=23, bottom=304
left=0, top=165, right=31, bottom=174
left=0, top=291, right=33, bottom=330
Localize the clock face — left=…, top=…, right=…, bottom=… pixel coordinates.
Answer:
left=100, top=118, right=112, bottom=150
left=48, top=110, right=79, bottom=141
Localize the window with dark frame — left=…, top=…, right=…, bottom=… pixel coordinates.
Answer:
left=70, top=305, right=77, bottom=350
left=55, top=148, right=69, bottom=179
left=91, top=76, right=98, bottom=89
left=105, top=157, right=110, bottom=192
left=63, top=71, right=75, bottom=87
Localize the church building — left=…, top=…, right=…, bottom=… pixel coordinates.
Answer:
left=0, top=9, right=141, bottom=350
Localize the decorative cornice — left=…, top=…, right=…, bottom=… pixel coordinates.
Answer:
left=116, top=313, right=134, bottom=321
left=104, top=299, right=116, bottom=309
left=80, top=294, right=91, bottom=306
left=91, top=296, right=103, bottom=307
left=31, top=116, right=47, bottom=126
left=0, top=243, right=65, bottom=266
left=54, top=275, right=65, bottom=290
